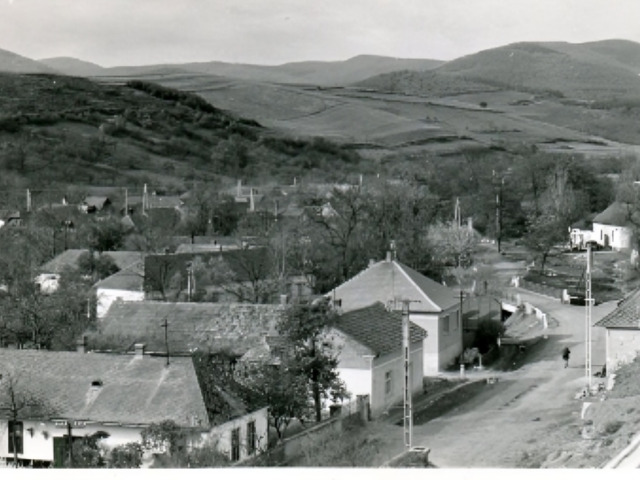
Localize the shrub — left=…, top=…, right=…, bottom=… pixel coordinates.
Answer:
left=108, top=442, right=143, bottom=468
left=474, top=319, right=506, bottom=354
left=603, top=420, right=624, bottom=435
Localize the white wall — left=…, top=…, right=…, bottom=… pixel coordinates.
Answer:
left=96, top=288, right=145, bottom=319
left=369, top=344, right=423, bottom=415
left=606, top=328, right=640, bottom=373
left=0, top=420, right=143, bottom=463
left=593, top=223, right=633, bottom=251
left=337, top=367, right=372, bottom=400
left=200, top=407, right=269, bottom=462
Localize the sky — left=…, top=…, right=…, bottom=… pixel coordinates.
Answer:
left=1, top=0, right=640, bottom=67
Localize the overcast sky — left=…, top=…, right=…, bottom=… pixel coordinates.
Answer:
left=2, top=0, right=640, bottom=67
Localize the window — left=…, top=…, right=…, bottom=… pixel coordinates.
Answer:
left=246, top=421, right=256, bottom=456
left=231, top=427, right=240, bottom=462
left=385, top=371, right=392, bottom=396
left=443, top=315, right=450, bottom=334
left=8, top=421, right=23, bottom=454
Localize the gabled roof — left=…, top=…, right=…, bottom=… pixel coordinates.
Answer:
left=335, top=303, right=426, bottom=357
left=41, top=250, right=142, bottom=274
left=0, top=349, right=209, bottom=428
left=91, top=301, right=285, bottom=356
left=595, top=289, right=640, bottom=329
left=328, top=258, right=458, bottom=313
left=94, top=261, right=144, bottom=291
left=83, top=196, right=110, bottom=209
left=39, top=249, right=88, bottom=274
left=592, top=202, right=638, bottom=227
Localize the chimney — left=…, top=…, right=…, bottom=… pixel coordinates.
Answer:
left=386, top=251, right=392, bottom=262
left=76, top=335, right=87, bottom=354
left=280, top=294, right=288, bottom=305
left=368, top=258, right=375, bottom=267
left=249, top=188, right=255, bottom=212
left=134, top=343, right=146, bottom=359
left=467, top=217, right=473, bottom=231
left=237, top=179, right=242, bottom=197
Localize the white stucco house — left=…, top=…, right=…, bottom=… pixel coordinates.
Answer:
left=326, top=253, right=462, bottom=374
left=595, top=288, right=640, bottom=374
left=591, top=202, right=636, bottom=251
left=329, top=303, right=426, bottom=415
left=94, top=262, right=145, bottom=319
left=0, top=346, right=268, bottom=467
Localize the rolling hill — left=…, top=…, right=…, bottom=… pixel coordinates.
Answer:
left=33, top=54, right=443, bottom=86
left=0, top=48, right=56, bottom=74
left=39, top=57, right=105, bottom=77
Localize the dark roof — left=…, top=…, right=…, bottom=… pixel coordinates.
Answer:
left=335, top=303, right=426, bottom=356
left=592, top=202, right=638, bottom=227
left=595, top=289, right=640, bottom=329
left=103, top=251, right=144, bottom=270
left=91, top=301, right=285, bottom=355
left=0, top=349, right=209, bottom=428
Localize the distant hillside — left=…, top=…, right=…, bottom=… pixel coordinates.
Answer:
left=435, top=41, right=640, bottom=100
left=0, top=48, right=57, bottom=74
left=91, top=55, right=443, bottom=86
left=39, top=56, right=105, bottom=77
left=0, top=73, right=366, bottom=194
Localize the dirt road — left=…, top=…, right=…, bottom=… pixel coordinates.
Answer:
left=377, top=288, right=617, bottom=467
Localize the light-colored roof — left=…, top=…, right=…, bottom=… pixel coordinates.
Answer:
left=335, top=303, right=426, bottom=356
left=94, top=262, right=144, bottom=291
left=40, top=249, right=88, bottom=274
left=92, top=301, right=285, bottom=355
left=595, top=289, right=640, bottom=329
left=0, top=349, right=209, bottom=428
left=83, top=196, right=110, bottom=209
left=147, top=195, right=183, bottom=209
left=328, top=259, right=458, bottom=313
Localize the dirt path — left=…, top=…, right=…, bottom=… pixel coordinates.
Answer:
left=374, top=245, right=619, bottom=467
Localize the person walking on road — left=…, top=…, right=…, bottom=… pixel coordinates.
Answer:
left=562, top=347, right=571, bottom=368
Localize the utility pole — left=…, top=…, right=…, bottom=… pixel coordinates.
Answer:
left=585, top=243, right=593, bottom=391
left=161, top=317, right=170, bottom=367
left=67, top=421, right=73, bottom=467
left=402, top=299, right=421, bottom=450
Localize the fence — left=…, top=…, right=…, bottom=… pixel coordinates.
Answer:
left=237, top=396, right=369, bottom=466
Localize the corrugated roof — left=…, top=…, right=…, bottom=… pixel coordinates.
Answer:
left=595, top=289, right=640, bottom=329
left=0, top=349, right=209, bottom=428
left=335, top=303, right=427, bottom=356
left=147, top=196, right=183, bottom=209
left=92, top=301, right=285, bottom=356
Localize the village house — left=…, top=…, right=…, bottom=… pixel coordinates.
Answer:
left=591, top=201, right=637, bottom=251
left=94, top=261, right=145, bottom=319
left=36, top=249, right=143, bottom=294
left=0, top=347, right=268, bottom=467
left=595, top=288, right=640, bottom=373
left=326, top=252, right=463, bottom=374
left=89, top=300, right=286, bottom=357
left=0, top=210, right=21, bottom=229
left=329, top=303, right=426, bottom=415
left=80, top=196, right=111, bottom=214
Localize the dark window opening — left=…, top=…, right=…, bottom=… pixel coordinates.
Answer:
left=246, top=421, right=256, bottom=455
left=231, top=427, right=240, bottom=462
left=8, top=421, right=24, bottom=454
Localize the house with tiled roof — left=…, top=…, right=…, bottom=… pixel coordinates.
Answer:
left=0, top=347, right=268, bottom=467
left=81, top=196, right=111, bottom=214
left=89, top=301, right=285, bottom=356
left=591, top=201, right=638, bottom=251
left=329, top=303, right=426, bottom=415
left=595, top=289, right=640, bottom=373
left=94, top=262, right=145, bottom=318
left=36, top=249, right=143, bottom=294
left=326, top=253, right=462, bottom=374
